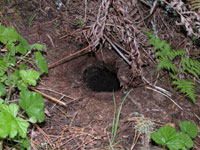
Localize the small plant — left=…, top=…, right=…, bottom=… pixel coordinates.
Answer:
left=76, top=19, right=85, bottom=26
left=109, top=89, right=133, bottom=149
left=0, top=25, right=48, bottom=149
left=151, top=121, right=198, bottom=150
left=131, top=113, right=155, bottom=149
left=144, top=31, right=200, bottom=103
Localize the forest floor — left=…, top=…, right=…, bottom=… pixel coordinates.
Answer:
left=0, top=0, right=200, bottom=150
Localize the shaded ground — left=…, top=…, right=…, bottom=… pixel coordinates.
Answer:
left=0, top=0, right=200, bottom=150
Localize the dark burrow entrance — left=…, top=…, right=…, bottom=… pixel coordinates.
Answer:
left=82, top=64, right=121, bottom=92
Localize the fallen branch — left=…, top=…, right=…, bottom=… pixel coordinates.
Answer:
left=48, top=45, right=91, bottom=69
left=29, top=87, right=66, bottom=106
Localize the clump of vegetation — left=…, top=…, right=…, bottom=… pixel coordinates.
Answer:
left=151, top=121, right=198, bottom=150
left=144, top=31, right=200, bottom=103
left=0, top=25, right=48, bottom=149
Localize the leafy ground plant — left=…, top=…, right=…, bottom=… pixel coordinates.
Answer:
left=0, top=25, right=48, bottom=149
left=144, top=31, right=200, bottom=103
left=151, top=121, right=198, bottom=150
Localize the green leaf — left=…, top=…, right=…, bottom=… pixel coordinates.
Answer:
left=151, top=126, right=184, bottom=150
left=19, top=69, right=40, bottom=86
left=182, top=146, right=188, bottom=150
left=0, top=59, right=7, bottom=76
left=31, top=44, right=46, bottom=51
left=15, top=35, right=31, bottom=55
left=0, top=83, right=6, bottom=96
left=6, top=42, right=16, bottom=56
left=17, top=82, right=28, bottom=91
left=0, top=26, right=18, bottom=44
left=0, top=104, right=29, bottom=138
left=179, top=121, right=198, bottom=138
left=178, top=132, right=194, bottom=149
left=9, top=56, right=17, bottom=66
left=17, top=137, right=31, bottom=150
left=34, top=52, right=48, bottom=74
left=19, top=90, right=45, bottom=123
left=29, top=116, right=37, bottom=123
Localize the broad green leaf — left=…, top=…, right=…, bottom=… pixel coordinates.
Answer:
left=15, top=35, right=31, bottom=55
left=179, top=121, right=198, bottom=138
left=15, top=117, right=30, bottom=138
left=34, top=52, right=48, bottom=74
left=0, top=83, right=6, bottom=96
left=19, top=90, right=45, bottom=123
left=20, top=69, right=40, bottom=86
left=29, top=116, right=37, bottom=123
left=0, top=104, right=29, bottom=138
left=0, top=26, right=18, bottom=44
left=0, top=112, right=9, bottom=138
left=31, top=44, right=46, bottom=51
left=151, top=126, right=184, bottom=150
left=17, top=82, right=28, bottom=91
left=178, top=132, right=194, bottom=149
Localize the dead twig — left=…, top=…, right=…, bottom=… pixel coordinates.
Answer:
left=29, top=87, right=66, bottom=106
left=131, top=131, right=140, bottom=150
left=48, top=45, right=91, bottom=69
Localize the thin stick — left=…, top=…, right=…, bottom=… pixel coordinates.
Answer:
left=104, top=35, right=131, bottom=65
left=36, top=87, right=75, bottom=100
left=48, top=45, right=91, bottom=69
left=29, top=87, right=66, bottom=106
left=146, top=86, right=183, bottom=110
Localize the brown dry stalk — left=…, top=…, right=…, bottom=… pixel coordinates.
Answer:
left=29, top=87, right=66, bottom=106
left=48, top=45, right=91, bottom=69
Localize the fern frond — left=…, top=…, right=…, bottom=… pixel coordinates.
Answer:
left=170, top=73, right=179, bottom=80
left=157, top=58, right=179, bottom=72
left=145, top=31, right=186, bottom=60
left=173, top=80, right=196, bottom=103
left=143, top=30, right=154, bottom=39
left=172, top=49, right=187, bottom=57
left=144, top=30, right=198, bottom=104
left=181, top=56, right=200, bottom=78
left=189, top=0, right=200, bottom=11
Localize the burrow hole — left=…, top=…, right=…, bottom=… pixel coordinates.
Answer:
left=82, top=64, right=121, bottom=92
